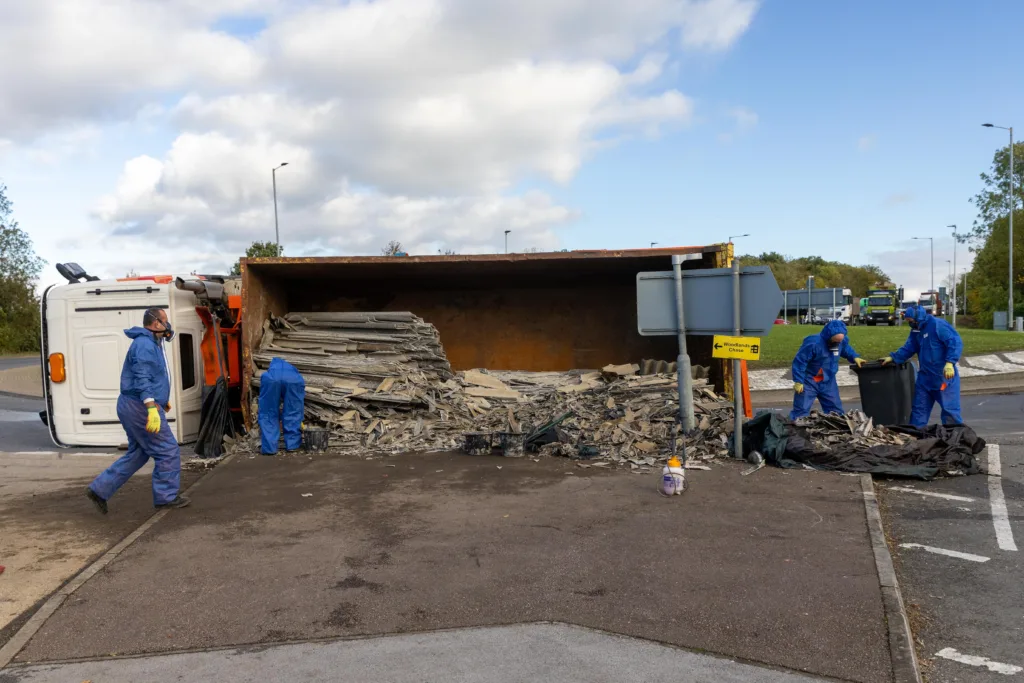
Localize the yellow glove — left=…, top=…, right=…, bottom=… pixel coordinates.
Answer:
left=879, top=356, right=893, bottom=365
left=944, top=362, right=955, bottom=380
left=145, top=406, right=161, bottom=434
left=793, top=383, right=804, bottom=394
left=853, top=357, right=866, bottom=368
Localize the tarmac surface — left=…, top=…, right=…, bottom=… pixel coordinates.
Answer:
left=9, top=453, right=890, bottom=682
left=878, top=395, right=1024, bottom=683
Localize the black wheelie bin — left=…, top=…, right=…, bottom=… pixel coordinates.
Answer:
left=850, top=360, right=916, bottom=426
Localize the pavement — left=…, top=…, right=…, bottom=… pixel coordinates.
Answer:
left=2, top=452, right=891, bottom=682
left=0, top=623, right=827, bottom=683
left=0, top=358, right=41, bottom=399
left=748, top=351, right=1024, bottom=391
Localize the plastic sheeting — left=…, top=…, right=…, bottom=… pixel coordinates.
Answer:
left=738, top=412, right=984, bottom=480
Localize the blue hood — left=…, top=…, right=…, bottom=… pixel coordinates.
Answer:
left=124, top=326, right=156, bottom=340
left=904, top=305, right=928, bottom=324
left=820, top=319, right=848, bottom=343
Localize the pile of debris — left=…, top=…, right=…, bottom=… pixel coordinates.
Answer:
left=793, top=411, right=913, bottom=450
left=741, top=409, right=980, bottom=479
left=252, top=312, right=453, bottom=424
left=248, top=312, right=736, bottom=466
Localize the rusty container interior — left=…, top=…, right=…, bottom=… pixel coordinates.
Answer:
left=242, top=247, right=732, bottom=400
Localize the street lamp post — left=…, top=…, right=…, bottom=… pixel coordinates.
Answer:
left=650, top=242, right=658, bottom=248
left=504, top=230, right=511, bottom=254
left=912, top=236, right=934, bottom=295
left=983, top=123, right=1014, bottom=323
left=272, top=162, right=289, bottom=249
left=728, top=233, right=750, bottom=243
left=949, top=224, right=957, bottom=326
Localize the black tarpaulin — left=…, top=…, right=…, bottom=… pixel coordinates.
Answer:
left=738, top=412, right=984, bottom=480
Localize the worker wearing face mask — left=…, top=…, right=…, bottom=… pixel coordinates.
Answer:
left=86, top=308, right=190, bottom=514
left=880, top=304, right=962, bottom=427
left=790, top=319, right=866, bottom=419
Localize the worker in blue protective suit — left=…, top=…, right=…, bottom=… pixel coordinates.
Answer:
left=880, top=304, right=962, bottom=427
left=790, top=319, right=866, bottom=419
left=258, top=357, right=306, bottom=455
left=86, top=308, right=189, bottom=514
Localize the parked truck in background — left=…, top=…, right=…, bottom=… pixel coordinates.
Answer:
left=863, top=284, right=902, bottom=325
left=781, top=287, right=855, bottom=323
left=918, top=291, right=943, bottom=316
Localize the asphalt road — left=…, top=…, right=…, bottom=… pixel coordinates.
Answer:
left=879, top=394, right=1024, bottom=682
left=10, top=454, right=889, bottom=682
left=0, top=356, right=37, bottom=372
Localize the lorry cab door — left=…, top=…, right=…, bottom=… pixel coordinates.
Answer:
left=55, top=285, right=170, bottom=447
left=168, top=287, right=204, bottom=443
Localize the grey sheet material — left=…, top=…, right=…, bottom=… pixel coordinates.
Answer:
left=737, top=412, right=984, bottom=480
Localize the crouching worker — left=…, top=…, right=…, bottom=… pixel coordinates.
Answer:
left=880, top=304, right=962, bottom=427
left=790, top=319, right=865, bottom=419
left=86, top=308, right=189, bottom=514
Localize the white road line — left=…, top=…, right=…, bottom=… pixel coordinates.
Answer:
left=935, top=647, right=1023, bottom=675
left=899, top=543, right=990, bottom=562
left=988, top=445, right=1019, bottom=552
left=888, top=486, right=975, bottom=503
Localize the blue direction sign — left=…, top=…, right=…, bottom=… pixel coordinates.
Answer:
left=636, top=266, right=782, bottom=337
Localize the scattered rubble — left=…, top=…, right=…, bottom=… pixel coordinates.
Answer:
left=793, top=410, right=913, bottom=450
left=243, top=312, right=736, bottom=467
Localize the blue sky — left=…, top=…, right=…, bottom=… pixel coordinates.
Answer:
left=0, top=0, right=1016, bottom=296
left=552, top=1, right=1017, bottom=295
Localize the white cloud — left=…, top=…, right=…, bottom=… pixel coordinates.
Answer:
left=5, top=0, right=759, bottom=268
left=870, top=237, right=973, bottom=300
left=882, top=192, right=914, bottom=208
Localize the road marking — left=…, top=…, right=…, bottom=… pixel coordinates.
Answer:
left=935, top=648, right=1022, bottom=675
left=888, top=486, right=975, bottom=503
left=988, top=445, right=1019, bottom=552
left=899, top=543, right=990, bottom=563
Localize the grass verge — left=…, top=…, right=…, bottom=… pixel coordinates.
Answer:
left=757, top=323, right=1024, bottom=368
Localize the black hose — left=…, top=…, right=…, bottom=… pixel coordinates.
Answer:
left=195, top=377, right=232, bottom=458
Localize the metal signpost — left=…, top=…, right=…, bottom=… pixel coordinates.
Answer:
left=638, top=263, right=782, bottom=462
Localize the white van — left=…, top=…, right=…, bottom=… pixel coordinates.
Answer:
left=40, top=267, right=208, bottom=447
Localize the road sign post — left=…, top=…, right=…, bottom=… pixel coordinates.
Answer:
left=732, top=259, right=743, bottom=459
left=638, top=263, right=782, bottom=462
left=671, top=255, right=695, bottom=466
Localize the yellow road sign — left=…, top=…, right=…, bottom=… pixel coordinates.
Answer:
left=711, top=335, right=761, bottom=361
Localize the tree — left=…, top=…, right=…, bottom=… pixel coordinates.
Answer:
left=231, top=241, right=283, bottom=275
left=381, top=240, right=405, bottom=256
left=964, top=141, right=1024, bottom=326
left=969, top=140, right=1024, bottom=245
left=0, top=184, right=46, bottom=352
left=437, top=248, right=457, bottom=255
left=737, top=252, right=890, bottom=297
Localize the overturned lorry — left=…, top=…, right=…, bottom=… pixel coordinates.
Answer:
left=240, top=247, right=744, bottom=461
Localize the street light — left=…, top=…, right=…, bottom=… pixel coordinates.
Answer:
left=728, top=233, right=750, bottom=243
left=912, top=236, right=934, bottom=294
left=272, top=162, right=289, bottom=249
left=983, top=123, right=1014, bottom=322
left=504, top=230, right=511, bottom=254
left=650, top=242, right=658, bottom=248
left=949, top=224, right=957, bottom=326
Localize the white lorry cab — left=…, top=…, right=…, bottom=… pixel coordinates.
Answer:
left=40, top=264, right=212, bottom=448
